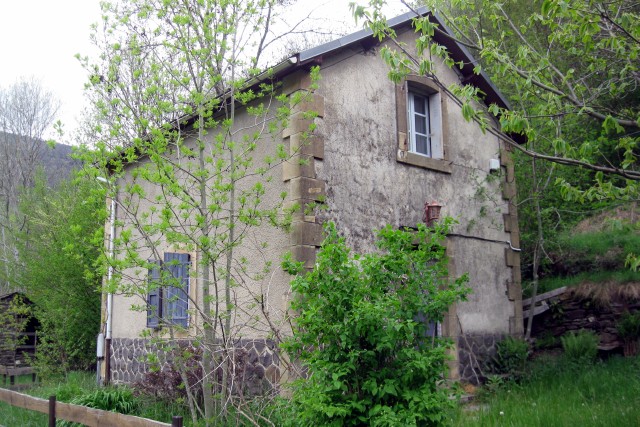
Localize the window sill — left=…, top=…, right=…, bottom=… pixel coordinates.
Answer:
left=397, top=150, right=452, bottom=174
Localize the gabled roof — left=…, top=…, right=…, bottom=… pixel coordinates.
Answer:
left=108, top=8, right=515, bottom=170
left=270, top=6, right=510, bottom=111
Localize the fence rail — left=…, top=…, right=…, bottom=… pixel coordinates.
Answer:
left=0, top=387, right=182, bottom=427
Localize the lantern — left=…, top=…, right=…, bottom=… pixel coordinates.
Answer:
left=424, top=201, right=442, bottom=226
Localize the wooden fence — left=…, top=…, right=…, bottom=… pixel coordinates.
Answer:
left=0, top=387, right=183, bottom=427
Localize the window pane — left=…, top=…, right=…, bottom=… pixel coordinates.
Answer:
left=414, top=114, right=427, bottom=134
left=413, top=94, right=426, bottom=115
left=415, top=134, right=429, bottom=155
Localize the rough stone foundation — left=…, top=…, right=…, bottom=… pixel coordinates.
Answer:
left=457, top=333, right=504, bottom=384
left=110, top=338, right=281, bottom=395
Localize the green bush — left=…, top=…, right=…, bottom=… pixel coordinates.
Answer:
left=617, top=312, right=640, bottom=341
left=282, top=220, right=469, bottom=426
left=491, top=336, right=529, bottom=380
left=561, top=330, right=599, bottom=365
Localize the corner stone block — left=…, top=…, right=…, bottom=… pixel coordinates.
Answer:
left=510, top=316, right=524, bottom=336
left=291, top=221, right=323, bottom=247
left=509, top=230, right=521, bottom=249
left=289, top=132, right=324, bottom=159
left=282, top=112, right=315, bottom=139
left=289, top=176, right=326, bottom=202
left=506, top=280, right=520, bottom=301
left=282, top=71, right=313, bottom=95
left=505, top=247, right=521, bottom=269
left=291, top=93, right=325, bottom=118
left=502, top=181, right=516, bottom=200
left=282, top=154, right=315, bottom=181
left=503, top=213, right=514, bottom=232
left=291, top=245, right=317, bottom=269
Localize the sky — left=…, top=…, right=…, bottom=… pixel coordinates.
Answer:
left=0, top=0, right=406, bottom=143
left=0, top=0, right=102, bottom=141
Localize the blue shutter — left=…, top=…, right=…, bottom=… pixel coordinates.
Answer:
left=163, top=252, right=190, bottom=327
left=147, top=260, right=162, bottom=328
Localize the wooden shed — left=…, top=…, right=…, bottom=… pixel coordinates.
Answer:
left=0, top=292, right=38, bottom=367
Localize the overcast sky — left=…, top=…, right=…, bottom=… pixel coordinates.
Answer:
left=0, top=0, right=406, bottom=143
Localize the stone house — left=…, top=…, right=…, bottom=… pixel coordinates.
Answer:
left=101, top=9, right=522, bottom=387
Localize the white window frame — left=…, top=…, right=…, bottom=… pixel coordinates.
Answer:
left=407, top=89, right=443, bottom=159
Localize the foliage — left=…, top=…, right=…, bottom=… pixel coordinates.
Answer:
left=352, top=0, right=638, bottom=297
left=282, top=219, right=470, bottom=426
left=533, top=331, right=559, bottom=350
left=616, top=311, right=640, bottom=341
left=561, top=330, right=599, bottom=365
left=12, top=174, right=103, bottom=377
left=490, top=337, right=530, bottom=380
left=0, top=294, right=32, bottom=362
left=454, top=355, right=640, bottom=426
left=78, top=0, right=324, bottom=424
left=0, top=78, right=62, bottom=297
left=134, top=342, right=205, bottom=406
left=58, top=388, right=140, bottom=427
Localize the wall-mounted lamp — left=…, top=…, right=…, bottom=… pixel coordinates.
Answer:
left=423, top=201, right=442, bottom=227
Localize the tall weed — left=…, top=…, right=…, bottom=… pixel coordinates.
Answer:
left=561, top=330, right=599, bottom=365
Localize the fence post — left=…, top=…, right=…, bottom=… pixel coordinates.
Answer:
left=172, top=416, right=183, bottom=427
left=48, top=395, right=56, bottom=427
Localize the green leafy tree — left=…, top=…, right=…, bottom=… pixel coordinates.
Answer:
left=79, top=0, right=320, bottom=424
left=352, top=0, right=638, bottom=333
left=282, top=220, right=469, bottom=426
left=14, top=174, right=103, bottom=377
left=0, top=294, right=32, bottom=366
left=353, top=0, right=639, bottom=190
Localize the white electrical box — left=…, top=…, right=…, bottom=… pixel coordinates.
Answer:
left=96, top=333, right=105, bottom=358
left=489, top=158, right=500, bottom=172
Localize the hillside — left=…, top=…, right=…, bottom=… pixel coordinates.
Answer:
left=0, top=131, right=79, bottom=188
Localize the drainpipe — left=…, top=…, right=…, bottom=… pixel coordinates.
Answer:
left=105, top=192, right=116, bottom=385
left=97, top=177, right=116, bottom=385
left=106, top=194, right=116, bottom=341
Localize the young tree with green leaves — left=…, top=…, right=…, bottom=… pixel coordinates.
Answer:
left=352, top=0, right=639, bottom=333
left=0, top=78, right=60, bottom=294
left=13, top=175, right=103, bottom=377
left=80, top=1, right=320, bottom=424
left=282, top=220, right=469, bottom=426
left=353, top=0, right=639, bottom=190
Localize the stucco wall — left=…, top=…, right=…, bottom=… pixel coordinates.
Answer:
left=103, top=25, right=522, bottom=385
left=312, top=31, right=519, bottom=341
left=108, top=99, right=294, bottom=341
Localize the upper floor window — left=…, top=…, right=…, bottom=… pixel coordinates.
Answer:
left=407, top=89, right=442, bottom=159
left=396, top=76, right=451, bottom=173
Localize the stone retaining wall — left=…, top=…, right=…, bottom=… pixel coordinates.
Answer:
left=531, top=290, right=640, bottom=350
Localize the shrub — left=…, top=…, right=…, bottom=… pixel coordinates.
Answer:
left=561, top=330, right=599, bottom=365
left=282, top=220, right=470, bottom=426
left=616, top=311, right=640, bottom=356
left=491, top=337, right=529, bottom=380
left=134, top=343, right=203, bottom=405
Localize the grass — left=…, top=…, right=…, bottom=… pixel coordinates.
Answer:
left=0, top=371, right=97, bottom=426
left=0, top=371, right=191, bottom=426
left=453, top=355, right=640, bottom=426
left=523, top=269, right=640, bottom=298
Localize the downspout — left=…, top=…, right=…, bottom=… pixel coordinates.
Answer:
left=106, top=194, right=116, bottom=341
left=97, top=177, right=116, bottom=385
left=104, top=193, right=116, bottom=385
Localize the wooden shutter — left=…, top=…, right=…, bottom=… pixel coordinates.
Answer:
left=164, top=252, right=190, bottom=328
left=147, top=260, right=162, bottom=328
